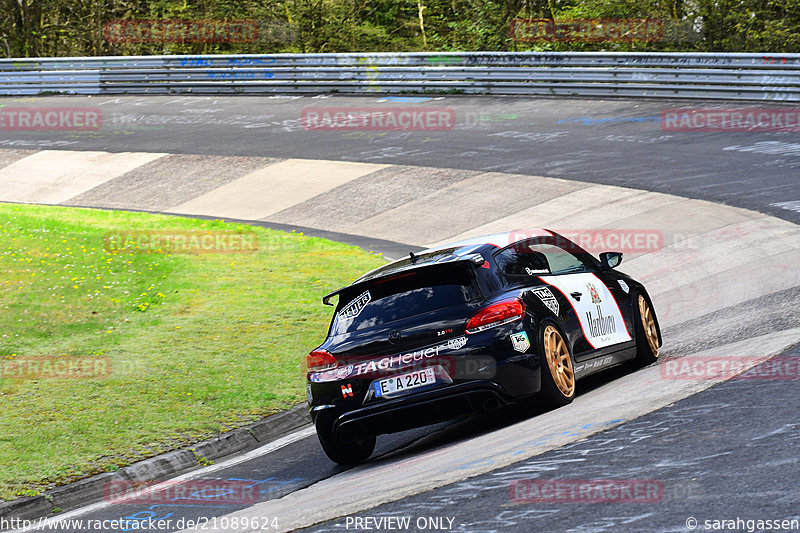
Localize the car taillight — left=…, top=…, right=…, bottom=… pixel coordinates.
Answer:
left=307, top=349, right=338, bottom=372
left=465, top=299, right=525, bottom=334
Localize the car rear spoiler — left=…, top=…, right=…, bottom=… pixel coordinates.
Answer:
left=321, top=253, right=486, bottom=306
left=322, top=289, right=342, bottom=306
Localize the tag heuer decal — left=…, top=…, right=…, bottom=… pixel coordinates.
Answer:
left=587, top=283, right=602, bottom=304
left=618, top=280, right=630, bottom=294
left=532, top=287, right=559, bottom=316
left=336, top=364, right=354, bottom=379
left=339, top=290, right=371, bottom=320
left=447, top=336, right=468, bottom=350
left=510, top=332, right=531, bottom=353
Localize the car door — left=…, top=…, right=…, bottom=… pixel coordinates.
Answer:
left=591, top=260, right=637, bottom=340
left=522, top=241, right=634, bottom=362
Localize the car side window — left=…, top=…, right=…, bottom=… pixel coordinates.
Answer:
left=525, top=242, right=590, bottom=274
left=496, top=239, right=593, bottom=277
left=494, top=245, right=551, bottom=278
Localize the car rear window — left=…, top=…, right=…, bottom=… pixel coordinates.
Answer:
left=330, top=263, right=480, bottom=335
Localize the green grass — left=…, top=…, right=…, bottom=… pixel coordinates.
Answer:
left=0, top=204, right=385, bottom=501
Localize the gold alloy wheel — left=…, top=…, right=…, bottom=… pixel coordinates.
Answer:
left=638, top=295, right=660, bottom=358
left=543, top=325, right=575, bottom=397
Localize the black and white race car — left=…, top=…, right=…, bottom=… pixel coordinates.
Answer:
left=306, top=230, right=661, bottom=464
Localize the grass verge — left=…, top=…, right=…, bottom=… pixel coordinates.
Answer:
left=0, top=203, right=385, bottom=501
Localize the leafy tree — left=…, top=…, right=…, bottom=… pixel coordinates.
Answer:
left=0, top=0, right=797, bottom=57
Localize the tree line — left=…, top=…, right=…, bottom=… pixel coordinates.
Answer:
left=2, top=0, right=798, bottom=58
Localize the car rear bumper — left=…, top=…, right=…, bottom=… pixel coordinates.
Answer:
left=313, top=380, right=517, bottom=442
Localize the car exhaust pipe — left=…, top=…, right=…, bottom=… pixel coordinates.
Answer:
left=482, top=397, right=501, bottom=412
left=338, top=429, right=358, bottom=443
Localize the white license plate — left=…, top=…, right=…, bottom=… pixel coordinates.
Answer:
left=374, top=368, right=435, bottom=397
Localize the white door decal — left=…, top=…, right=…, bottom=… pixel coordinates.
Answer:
left=539, top=273, right=632, bottom=349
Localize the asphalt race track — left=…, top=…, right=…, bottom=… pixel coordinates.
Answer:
left=1, top=95, right=799, bottom=533
left=1, top=95, right=799, bottom=224
left=305, top=341, right=800, bottom=533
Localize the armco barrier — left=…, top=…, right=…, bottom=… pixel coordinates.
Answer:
left=1, top=51, right=799, bottom=101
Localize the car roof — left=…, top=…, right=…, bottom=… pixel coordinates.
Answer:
left=363, top=229, right=557, bottom=281
left=322, top=229, right=556, bottom=305
left=419, top=229, right=555, bottom=253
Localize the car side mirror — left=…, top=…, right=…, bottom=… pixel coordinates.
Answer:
left=600, top=252, right=623, bottom=269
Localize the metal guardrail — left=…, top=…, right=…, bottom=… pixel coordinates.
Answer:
left=1, top=51, right=799, bottom=101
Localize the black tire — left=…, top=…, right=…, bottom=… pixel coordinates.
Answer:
left=317, top=431, right=376, bottom=465
left=632, top=292, right=660, bottom=367
left=538, top=322, right=575, bottom=408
